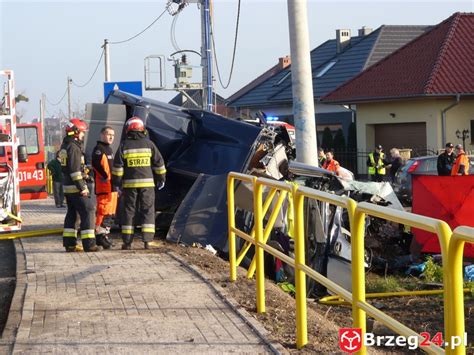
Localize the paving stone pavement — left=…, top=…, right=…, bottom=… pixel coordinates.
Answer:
left=5, top=199, right=278, bottom=354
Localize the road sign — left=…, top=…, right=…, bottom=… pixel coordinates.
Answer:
left=103, top=81, right=142, bottom=101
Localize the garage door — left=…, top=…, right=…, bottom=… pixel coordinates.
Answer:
left=375, top=122, right=426, bottom=151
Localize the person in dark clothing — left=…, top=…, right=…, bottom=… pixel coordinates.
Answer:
left=59, top=118, right=100, bottom=252
left=367, top=145, right=386, bottom=182
left=386, top=148, right=403, bottom=183
left=318, top=147, right=326, bottom=167
left=437, top=142, right=456, bottom=176
left=47, top=151, right=65, bottom=207
left=112, top=117, right=166, bottom=250
left=91, top=126, right=116, bottom=249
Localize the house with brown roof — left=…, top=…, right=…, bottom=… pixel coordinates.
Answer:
left=322, top=13, right=474, bottom=174
left=227, top=25, right=430, bottom=143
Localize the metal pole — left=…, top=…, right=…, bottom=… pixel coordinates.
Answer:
left=201, top=0, right=213, bottom=112
left=39, top=93, right=45, bottom=124
left=40, top=93, right=45, bottom=148
left=103, top=39, right=111, bottom=81
left=67, top=77, right=72, bottom=119
left=287, top=0, right=318, bottom=166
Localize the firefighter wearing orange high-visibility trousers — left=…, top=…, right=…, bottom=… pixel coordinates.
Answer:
left=91, top=126, right=117, bottom=249
left=112, top=117, right=166, bottom=250
left=59, top=118, right=101, bottom=252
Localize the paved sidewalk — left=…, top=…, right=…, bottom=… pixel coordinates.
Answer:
left=5, top=199, right=279, bottom=354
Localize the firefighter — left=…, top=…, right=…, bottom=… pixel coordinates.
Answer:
left=92, top=126, right=117, bottom=249
left=59, top=118, right=100, bottom=252
left=112, top=117, right=166, bottom=250
left=367, top=144, right=386, bottom=182
left=451, top=144, right=470, bottom=176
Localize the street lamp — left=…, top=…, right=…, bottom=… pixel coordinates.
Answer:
left=455, top=129, right=469, bottom=150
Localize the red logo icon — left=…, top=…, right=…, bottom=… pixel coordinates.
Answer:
left=339, top=328, right=362, bottom=353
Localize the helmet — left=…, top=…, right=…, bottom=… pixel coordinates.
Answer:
left=125, top=117, right=145, bottom=133
left=65, top=118, right=88, bottom=136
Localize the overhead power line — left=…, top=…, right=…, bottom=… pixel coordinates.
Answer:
left=109, top=8, right=168, bottom=45
left=171, top=11, right=181, bottom=52
left=211, top=0, right=241, bottom=90
left=71, top=48, right=105, bottom=88
left=45, top=88, right=68, bottom=106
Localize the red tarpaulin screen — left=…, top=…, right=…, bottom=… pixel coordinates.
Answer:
left=412, top=175, right=474, bottom=257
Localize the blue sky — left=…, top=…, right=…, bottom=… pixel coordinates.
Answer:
left=1, top=0, right=472, bottom=120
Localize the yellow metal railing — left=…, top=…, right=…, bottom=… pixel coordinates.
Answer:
left=353, top=202, right=449, bottom=354
left=446, top=226, right=474, bottom=355
left=227, top=172, right=470, bottom=354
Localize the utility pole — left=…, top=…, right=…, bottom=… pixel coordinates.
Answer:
left=201, top=0, right=213, bottom=112
left=39, top=94, right=45, bottom=124
left=67, top=77, right=72, bottom=119
left=287, top=0, right=318, bottom=166
left=39, top=93, right=47, bottom=148
left=103, top=39, right=111, bottom=81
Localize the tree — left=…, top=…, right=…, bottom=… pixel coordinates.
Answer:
left=333, top=128, right=346, bottom=151
left=14, top=93, right=29, bottom=123
left=347, top=122, right=357, bottom=151
left=321, top=127, right=334, bottom=150
left=15, top=94, right=29, bottom=103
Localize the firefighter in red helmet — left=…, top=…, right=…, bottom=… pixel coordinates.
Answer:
left=112, top=117, right=166, bottom=250
left=59, top=118, right=101, bottom=252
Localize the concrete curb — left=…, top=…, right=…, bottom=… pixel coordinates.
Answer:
left=167, top=251, right=289, bottom=355
left=0, top=239, right=27, bottom=354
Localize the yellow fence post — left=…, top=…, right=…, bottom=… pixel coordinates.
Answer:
left=294, top=187, right=308, bottom=349
left=254, top=180, right=265, bottom=313
left=447, top=226, right=474, bottom=355
left=352, top=208, right=367, bottom=355
left=247, top=190, right=287, bottom=278
left=227, top=174, right=237, bottom=282
left=435, top=221, right=453, bottom=349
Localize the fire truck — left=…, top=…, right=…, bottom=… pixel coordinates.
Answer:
left=16, top=122, right=47, bottom=200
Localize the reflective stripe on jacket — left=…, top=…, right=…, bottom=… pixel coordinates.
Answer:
left=368, top=152, right=386, bottom=175
left=59, top=136, right=87, bottom=194
left=112, top=132, right=166, bottom=189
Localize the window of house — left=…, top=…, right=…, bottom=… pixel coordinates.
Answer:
left=316, top=60, right=337, bottom=78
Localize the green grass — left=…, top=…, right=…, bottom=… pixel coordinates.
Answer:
left=366, top=274, right=420, bottom=293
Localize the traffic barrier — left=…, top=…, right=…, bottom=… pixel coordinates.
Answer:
left=226, top=172, right=468, bottom=354
left=446, top=226, right=474, bottom=355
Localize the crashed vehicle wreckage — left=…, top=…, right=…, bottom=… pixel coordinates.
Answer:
left=85, top=90, right=410, bottom=295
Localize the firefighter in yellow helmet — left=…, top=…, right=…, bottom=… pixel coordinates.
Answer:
left=59, top=118, right=100, bottom=252
left=112, top=117, right=166, bottom=250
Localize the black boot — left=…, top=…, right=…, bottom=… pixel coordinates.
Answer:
left=122, top=235, right=132, bottom=250
left=85, top=245, right=102, bottom=252
left=96, top=234, right=113, bottom=250
left=83, top=239, right=102, bottom=252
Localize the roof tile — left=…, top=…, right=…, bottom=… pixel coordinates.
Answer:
left=323, top=13, right=474, bottom=103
